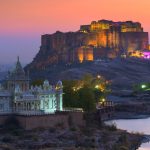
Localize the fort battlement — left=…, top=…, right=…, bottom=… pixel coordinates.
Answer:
left=80, top=20, right=143, bottom=33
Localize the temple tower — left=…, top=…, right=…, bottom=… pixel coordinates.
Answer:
left=6, top=57, right=30, bottom=92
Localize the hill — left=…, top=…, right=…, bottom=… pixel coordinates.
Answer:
left=28, top=58, right=150, bottom=91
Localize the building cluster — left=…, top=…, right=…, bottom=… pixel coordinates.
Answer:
left=0, top=57, right=63, bottom=114
left=28, top=19, right=149, bottom=70
left=79, top=20, right=149, bottom=61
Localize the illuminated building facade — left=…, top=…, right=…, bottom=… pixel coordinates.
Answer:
left=27, top=20, right=149, bottom=70
left=0, top=58, right=63, bottom=114
left=80, top=20, right=148, bottom=54
left=143, top=52, right=150, bottom=59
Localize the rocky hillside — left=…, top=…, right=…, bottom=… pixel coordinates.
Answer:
left=28, top=58, right=150, bottom=91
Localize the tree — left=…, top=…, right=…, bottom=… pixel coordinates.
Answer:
left=63, top=80, right=79, bottom=108
left=78, top=86, right=96, bottom=112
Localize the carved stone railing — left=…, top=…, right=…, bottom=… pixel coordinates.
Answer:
left=96, top=101, right=114, bottom=109
left=63, top=108, right=84, bottom=112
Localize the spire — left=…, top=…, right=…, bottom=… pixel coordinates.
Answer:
left=14, top=56, right=25, bottom=76
left=17, top=56, right=19, bottom=62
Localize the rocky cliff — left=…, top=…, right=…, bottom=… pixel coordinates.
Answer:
left=26, top=20, right=149, bottom=71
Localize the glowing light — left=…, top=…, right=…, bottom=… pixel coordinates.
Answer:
left=143, top=52, right=150, bottom=59
left=141, top=84, right=146, bottom=89
left=97, top=75, right=101, bottom=79
left=130, top=51, right=143, bottom=58
left=73, top=87, right=76, bottom=91
left=102, top=98, right=105, bottom=102
left=95, top=85, right=99, bottom=89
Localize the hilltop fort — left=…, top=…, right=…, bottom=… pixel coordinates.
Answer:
left=26, top=19, right=149, bottom=70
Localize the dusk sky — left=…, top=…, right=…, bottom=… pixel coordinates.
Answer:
left=0, top=0, right=150, bottom=64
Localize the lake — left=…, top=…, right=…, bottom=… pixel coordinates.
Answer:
left=106, top=118, right=150, bottom=150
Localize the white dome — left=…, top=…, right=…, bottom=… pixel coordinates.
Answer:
left=43, top=80, right=49, bottom=86
left=56, top=80, right=63, bottom=89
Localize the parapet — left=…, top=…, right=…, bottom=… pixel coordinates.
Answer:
left=80, top=19, right=144, bottom=33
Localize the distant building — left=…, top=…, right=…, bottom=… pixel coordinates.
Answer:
left=0, top=57, right=63, bottom=114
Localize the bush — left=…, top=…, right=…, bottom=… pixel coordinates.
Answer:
left=105, top=123, right=117, bottom=131
left=11, top=129, right=24, bottom=136
left=118, top=134, right=127, bottom=143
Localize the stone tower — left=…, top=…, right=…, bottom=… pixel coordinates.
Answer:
left=6, top=57, right=30, bottom=92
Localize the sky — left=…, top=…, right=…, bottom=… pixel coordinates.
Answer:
left=0, top=0, right=150, bottom=64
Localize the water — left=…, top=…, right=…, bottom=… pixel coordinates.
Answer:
left=106, top=118, right=150, bottom=150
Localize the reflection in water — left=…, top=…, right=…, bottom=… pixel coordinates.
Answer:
left=106, top=118, right=150, bottom=150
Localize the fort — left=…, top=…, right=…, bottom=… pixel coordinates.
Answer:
left=26, top=19, right=149, bottom=70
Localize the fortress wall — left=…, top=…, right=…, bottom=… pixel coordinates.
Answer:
left=0, top=115, right=10, bottom=126
left=16, top=114, right=69, bottom=130
left=76, top=47, right=94, bottom=62
left=15, top=111, right=85, bottom=130
left=121, top=32, right=149, bottom=52
left=68, top=112, right=85, bottom=127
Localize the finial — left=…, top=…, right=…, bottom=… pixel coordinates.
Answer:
left=17, top=56, right=19, bottom=62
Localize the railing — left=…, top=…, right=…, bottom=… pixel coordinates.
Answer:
left=96, top=101, right=114, bottom=109
left=0, top=111, right=12, bottom=115
left=0, top=108, right=84, bottom=116
left=15, top=111, right=55, bottom=116
left=63, top=108, right=84, bottom=112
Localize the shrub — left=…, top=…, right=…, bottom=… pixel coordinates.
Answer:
left=105, top=123, right=117, bottom=131
left=11, top=129, right=24, bottom=136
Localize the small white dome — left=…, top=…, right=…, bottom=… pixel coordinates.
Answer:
left=43, top=80, right=49, bottom=86
left=56, top=80, right=63, bottom=89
